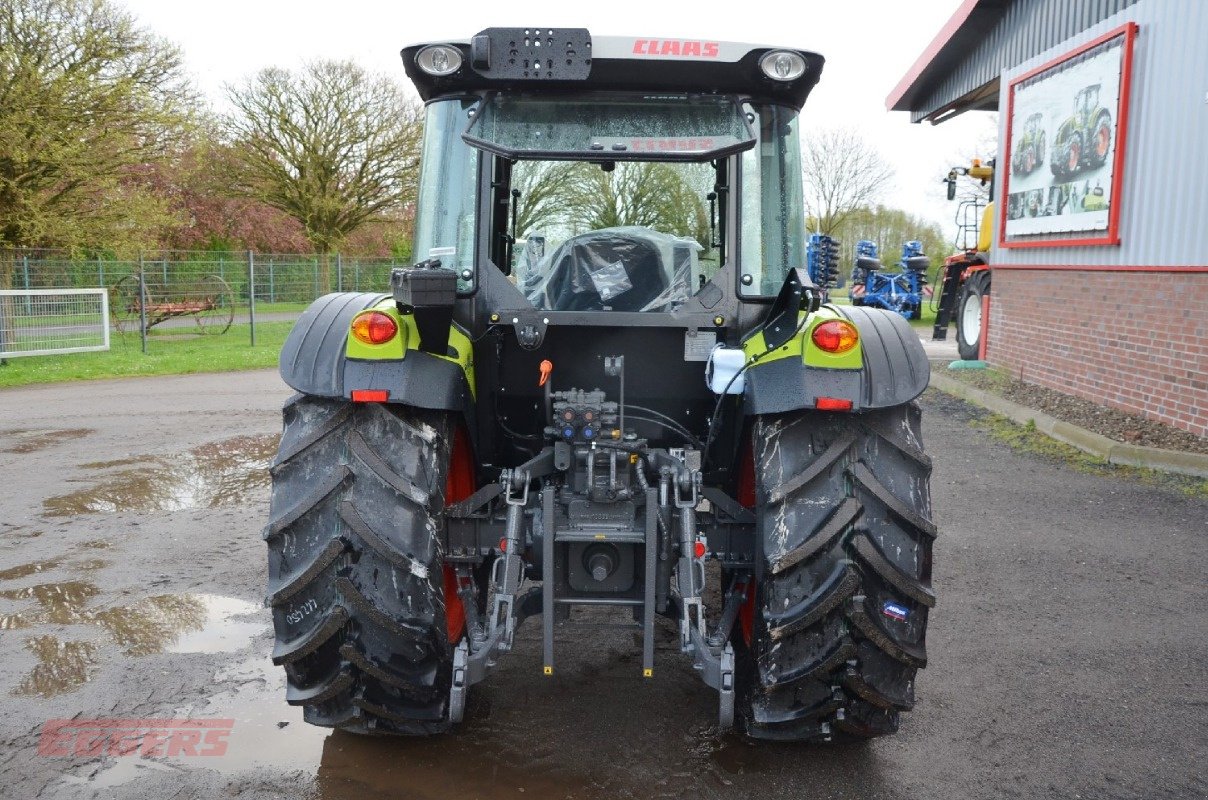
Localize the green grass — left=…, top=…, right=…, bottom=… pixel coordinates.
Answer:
left=252, top=301, right=310, bottom=314
left=0, top=322, right=293, bottom=388
left=972, top=411, right=1208, bottom=498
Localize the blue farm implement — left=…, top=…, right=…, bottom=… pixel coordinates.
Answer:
left=848, top=240, right=930, bottom=320
left=806, top=233, right=841, bottom=300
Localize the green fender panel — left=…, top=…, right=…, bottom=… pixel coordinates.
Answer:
left=278, top=292, right=473, bottom=412
left=743, top=305, right=930, bottom=414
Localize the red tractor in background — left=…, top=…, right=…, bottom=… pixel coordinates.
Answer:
left=933, top=160, right=994, bottom=360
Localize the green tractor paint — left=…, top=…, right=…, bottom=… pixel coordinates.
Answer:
left=1050, top=83, right=1113, bottom=179
left=265, top=28, right=935, bottom=742
left=1011, top=112, right=1046, bottom=176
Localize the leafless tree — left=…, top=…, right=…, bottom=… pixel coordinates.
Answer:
left=801, top=127, right=894, bottom=237
left=511, top=161, right=581, bottom=238
left=224, top=60, right=422, bottom=287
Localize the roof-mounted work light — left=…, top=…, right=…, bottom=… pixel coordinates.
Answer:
left=416, top=45, right=462, bottom=76
left=760, top=50, right=806, bottom=81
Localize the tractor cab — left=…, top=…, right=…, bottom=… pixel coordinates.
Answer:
left=404, top=32, right=823, bottom=308
left=399, top=30, right=833, bottom=470
left=1076, top=83, right=1101, bottom=117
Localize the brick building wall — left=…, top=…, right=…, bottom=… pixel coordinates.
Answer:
left=986, top=270, right=1208, bottom=438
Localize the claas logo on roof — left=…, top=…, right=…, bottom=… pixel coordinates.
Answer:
left=631, top=39, right=720, bottom=58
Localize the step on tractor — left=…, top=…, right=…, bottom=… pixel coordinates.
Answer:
left=265, top=28, right=935, bottom=742
left=934, top=160, right=994, bottom=359
left=847, top=240, right=929, bottom=320
left=1050, top=83, right=1112, bottom=179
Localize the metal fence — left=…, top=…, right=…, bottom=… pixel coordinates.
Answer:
left=0, top=249, right=401, bottom=354
left=0, top=289, right=110, bottom=358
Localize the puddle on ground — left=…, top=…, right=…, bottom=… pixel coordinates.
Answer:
left=707, top=734, right=768, bottom=775
left=92, top=595, right=211, bottom=656
left=96, top=594, right=265, bottom=656
left=91, top=593, right=264, bottom=657
left=75, top=654, right=598, bottom=799
left=51, top=606, right=796, bottom=799
left=0, top=581, right=100, bottom=626
left=166, top=595, right=264, bottom=653
left=0, top=427, right=92, bottom=454
left=14, top=635, right=100, bottom=697
left=80, top=455, right=159, bottom=469
left=0, top=557, right=106, bottom=583
left=0, top=558, right=63, bottom=581
left=2, top=584, right=264, bottom=655
left=43, top=434, right=279, bottom=516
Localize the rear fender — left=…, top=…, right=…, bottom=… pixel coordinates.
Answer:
left=278, top=293, right=474, bottom=413
left=742, top=305, right=929, bottom=414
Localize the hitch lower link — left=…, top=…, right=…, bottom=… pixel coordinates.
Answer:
left=670, top=465, right=736, bottom=731
left=449, top=467, right=536, bottom=723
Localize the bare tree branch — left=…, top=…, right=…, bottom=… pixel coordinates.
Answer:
left=801, top=127, right=894, bottom=237
left=560, top=162, right=710, bottom=245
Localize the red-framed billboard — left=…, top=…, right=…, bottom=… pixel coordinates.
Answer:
left=999, top=22, right=1138, bottom=249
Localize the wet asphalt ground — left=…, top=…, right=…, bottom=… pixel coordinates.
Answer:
left=0, top=369, right=1204, bottom=800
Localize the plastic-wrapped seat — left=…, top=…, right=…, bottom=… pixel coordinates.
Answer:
left=526, top=227, right=695, bottom=312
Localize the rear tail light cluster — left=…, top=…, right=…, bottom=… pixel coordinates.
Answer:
left=811, top=320, right=859, bottom=354
left=351, top=311, right=398, bottom=345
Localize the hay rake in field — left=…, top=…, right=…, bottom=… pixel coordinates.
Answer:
left=110, top=273, right=235, bottom=335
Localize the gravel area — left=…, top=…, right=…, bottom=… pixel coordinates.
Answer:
left=943, top=367, right=1208, bottom=455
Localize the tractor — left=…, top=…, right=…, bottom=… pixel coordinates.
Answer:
left=1050, top=83, right=1113, bottom=179
left=265, top=28, right=935, bottom=742
left=1010, top=112, right=1046, bottom=176
left=934, top=160, right=994, bottom=360
left=847, top=240, right=929, bottom=320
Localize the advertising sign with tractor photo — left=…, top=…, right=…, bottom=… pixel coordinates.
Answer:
left=1003, top=29, right=1130, bottom=240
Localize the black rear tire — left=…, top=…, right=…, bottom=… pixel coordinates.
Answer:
left=955, top=271, right=990, bottom=361
left=265, top=395, right=456, bottom=735
left=1090, top=113, right=1112, bottom=168
left=739, top=404, right=935, bottom=742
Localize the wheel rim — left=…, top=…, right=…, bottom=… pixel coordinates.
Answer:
left=960, top=291, right=982, bottom=348
left=193, top=275, right=234, bottom=335
left=111, top=274, right=148, bottom=335
left=1068, top=141, right=1080, bottom=171
left=1096, top=125, right=1110, bottom=158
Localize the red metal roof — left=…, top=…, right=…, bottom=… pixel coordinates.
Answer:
left=885, top=0, right=1002, bottom=111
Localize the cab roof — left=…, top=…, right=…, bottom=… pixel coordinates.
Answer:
left=401, top=28, right=825, bottom=110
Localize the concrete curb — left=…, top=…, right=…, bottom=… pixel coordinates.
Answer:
left=928, top=372, right=1208, bottom=479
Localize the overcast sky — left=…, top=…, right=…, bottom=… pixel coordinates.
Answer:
left=116, top=0, right=997, bottom=240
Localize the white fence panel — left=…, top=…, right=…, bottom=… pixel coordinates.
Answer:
left=0, top=288, right=110, bottom=358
